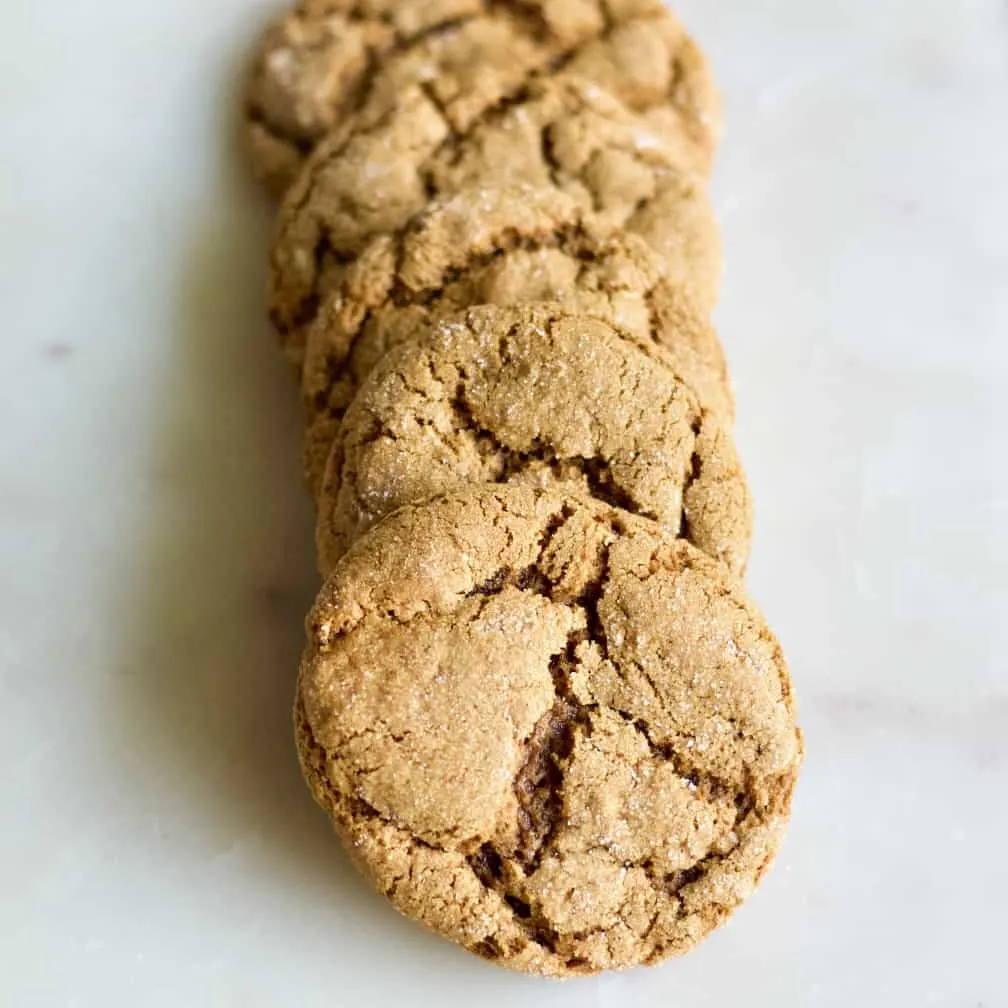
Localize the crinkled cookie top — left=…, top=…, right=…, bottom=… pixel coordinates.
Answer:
left=246, top=0, right=720, bottom=196
left=292, top=185, right=730, bottom=493
left=315, top=303, right=750, bottom=576
left=297, top=484, right=802, bottom=977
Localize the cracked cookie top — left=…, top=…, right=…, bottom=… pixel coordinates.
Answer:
left=270, top=76, right=721, bottom=366
left=296, top=185, right=731, bottom=494
left=315, top=303, right=750, bottom=576
left=296, top=484, right=803, bottom=976
left=246, top=0, right=720, bottom=197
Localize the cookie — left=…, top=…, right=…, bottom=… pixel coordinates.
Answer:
left=315, top=303, right=750, bottom=577
left=246, top=0, right=720, bottom=197
left=270, top=75, right=720, bottom=352
left=295, top=185, right=731, bottom=493
left=296, top=484, right=803, bottom=976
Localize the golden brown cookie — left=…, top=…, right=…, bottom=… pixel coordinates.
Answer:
left=269, top=76, right=720, bottom=343
left=315, top=303, right=750, bottom=576
left=246, top=0, right=720, bottom=197
left=296, top=484, right=803, bottom=977
left=295, top=186, right=731, bottom=493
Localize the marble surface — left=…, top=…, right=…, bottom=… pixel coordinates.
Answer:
left=1, top=1, right=1006, bottom=1004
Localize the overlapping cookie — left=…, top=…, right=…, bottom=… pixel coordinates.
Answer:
left=241, top=2, right=804, bottom=978
left=246, top=0, right=720, bottom=196
left=315, top=303, right=750, bottom=576
left=270, top=77, right=721, bottom=369
left=294, top=186, right=730, bottom=493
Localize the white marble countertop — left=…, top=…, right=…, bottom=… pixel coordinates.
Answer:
left=1, top=1, right=1006, bottom=1004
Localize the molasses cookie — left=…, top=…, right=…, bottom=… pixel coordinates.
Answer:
left=315, top=303, right=750, bottom=576
left=246, top=0, right=720, bottom=196
left=270, top=75, right=720, bottom=346
left=296, top=484, right=803, bottom=976
left=295, top=186, right=731, bottom=492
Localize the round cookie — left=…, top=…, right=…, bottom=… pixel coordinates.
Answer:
left=270, top=75, right=720, bottom=349
left=296, top=484, right=803, bottom=977
left=296, top=185, right=731, bottom=493
left=315, top=303, right=751, bottom=577
left=246, top=0, right=721, bottom=197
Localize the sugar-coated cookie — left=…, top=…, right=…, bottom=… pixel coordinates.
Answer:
left=296, top=485, right=803, bottom=976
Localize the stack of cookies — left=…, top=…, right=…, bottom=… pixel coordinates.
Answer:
left=245, top=0, right=803, bottom=978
